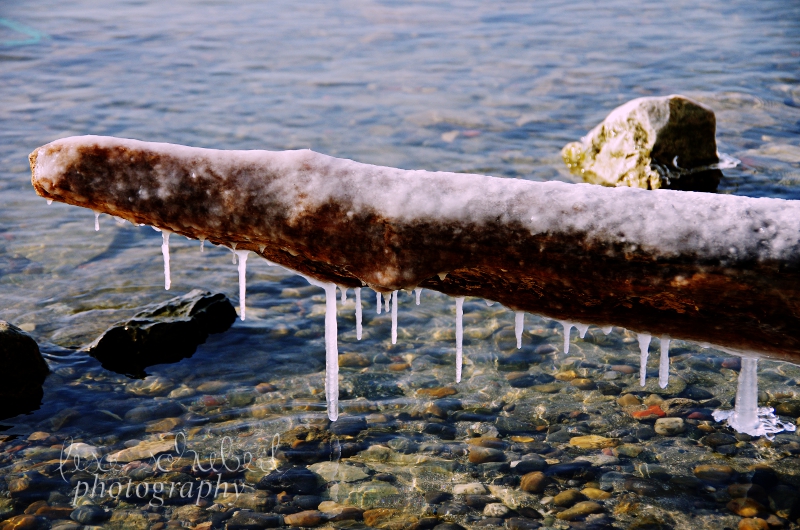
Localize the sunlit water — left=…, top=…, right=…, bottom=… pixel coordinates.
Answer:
left=1, top=1, right=800, bottom=528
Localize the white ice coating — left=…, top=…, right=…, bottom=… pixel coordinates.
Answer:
left=161, top=231, right=171, bottom=290
left=713, top=357, right=797, bottom=439
left=455, top=296, right=465, bottom=383
left=46, top=199, right=52, bottom=205
left=601, top=326, right=613, bottom=335
left=391, top=290, right=398, bottom=344
left=414, top=287, right=422, bottom=305
left=300, top=275, right=339, bottom=421
left=235, top=250, right=249, bottom=321
left=485, top=300, right=495, bottom=306
left=94, top=211, right=100, bottom=231
left=355, top=287, right=362, bottom=340
left=515, top=312, right=524, bottom=349
left=376, top=292, right=382, bottom=314
left=659, top=336, right=671, bottom=388
left=637, top=333, right=651, bottom=386
left=575, top=323, right=589, bottom=339
left=34, top=137, right=800, bottom=274
left=384, top=293, right=390, bottom=313
left=559, top=321, right=573, bottom=354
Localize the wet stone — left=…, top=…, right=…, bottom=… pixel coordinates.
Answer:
left=352, top=373, right=403, bottom=399
left=506, top=517, right=542, bottom=530
left=624, top=477, right=663, bottom=497
left=70, top=505, right=110, bottom=524
left=225, top=512, right=283, bottom=529
left=738, top=518, right=769, bottom=530
left=284, top=510, right=325, bottom=527
left=453, top=483, right=488, bottom=495
left=432, top=522, right=467, bottom=530
left=469, top=446, right=506, bottom=464
left=556, top=500, right=604, bottom=521
left=727, top=497, right=766, bottom=518
left=483, top=502, right=510, bottom=517
left=425, top=491, right=453, bottom=504
left=329, top=415, right=367, bottom=436
left=124, top=401, right=185, bottom=423
left=553, top=489, right=586, bottom=507
left=257, top=466, right=319, bottom=494
left=520, top=471, right=549, bottom=493
left=693, top=464, right=736, bottom=483
left=654, top=417, right=685, bottom=436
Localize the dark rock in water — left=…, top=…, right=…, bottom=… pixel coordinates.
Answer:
left=225, top=511, right=283, bottom=529
left=0, top=321, right=49, bottom=419
left=86, top=289, right=236, bottom=378
left=506, top=517, right=542, bottom=530
left=425, top=491, right=453, bottom=504
left=546, top=461, right=595, bottom=480
left=71, top=505, right=110, bottom=524
left=562, top=95, right=723, bottom=191
left=495, top=416, right=541, bottom=435
left=257, top=466, right=319, bottom=495
left=680, top=386, right=714, bottom=400
left=329, top=416, right=367, bottom=436
left=351, top=373, right=403, bottom=400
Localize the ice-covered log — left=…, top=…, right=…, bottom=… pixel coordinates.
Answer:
left=29, top=136, right=800, bottom=361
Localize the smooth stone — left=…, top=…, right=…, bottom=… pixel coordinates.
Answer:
left=432, top=523, right=467, bottom=530
left=224, top=512, right=283, bottom=529
left=520, top=471, right=549, bottom=493
left=562, top=95, right=721, bottom=191
left=453, top=483, right=488, bottom=495
left=125, top=376, right=174, bottom=396
left=425, top=491, right=453, bottom=505
left=329, top=416, right=367, bottom=436
left=362, top=508, right=396, bottom=527
left=727, top=498, right=766, bottom=518
left=555, top=501, right=604, bottom=521
left=506, top=517, right=542, bottom=530
left=617, top=394, right=642, bottom=407
left=308, top=461, right=368, bottom=483
left=469, top=446, right=505, bottom=464
left=654, top=417, right=685, bottom=436
left=339, top=352, right=372, bottom=367
left=145, top=417, right=181, bottom=433
left=571, top=378, right=596, bottom=390
left=317, top=501, right=363, bottom=521
left=258, top=467, right=319, bottom=494
left=70, top=505, right=109, bottom=524
left=581, top=487, right=611, bottom=500
left=0, top=515, right=49, bottom=529
left=124, top=401, right=185, bottom=423
left=738, top=519, right=769, bottom=530
left=553, top=489, right=586, bottom=508
left=106, top=439, right=175, bottom=463
left=483, top=503, right=510, bottom=517
left=693, top=464, right=736, bottom=483
left=106, top=510, right=150, bottom=530
left=613, top=444, right=643, bottom=458
left=352, top=373, right=403, bottom=400
left=345, top=481, right=401, bottom=509
left=703, top=432, right=737, bottom=447
left=487, top=486, right=538, bottom=510
left=569, top=435, right=617, bottom=449
left=284, top=510, right=324, bottom=527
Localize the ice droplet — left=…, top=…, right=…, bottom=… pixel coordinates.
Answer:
left=414, top=287, right=422, bottom=305
left=455, top=296, right=465, bottom=383
left=559, top=321, right=573, bottom=354
left=235, top=250, right=249, bottom=321
left=637, top=333, right=651, bottom=386
left=659, top=336, right=670, bottom=388
left=355, top=287, right=362, bottom=340
left=46, top=199, right=52, bottom=205
left=94, top=212, right=100, bottom=231
left=376, top=292, right=382, bottom=315
left=515, top=312, right=524, bottom=349
left=161, top=231, right=171, bottom=290
left=391, top=291, right=398, bottom=344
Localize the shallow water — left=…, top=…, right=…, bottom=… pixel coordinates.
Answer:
left=1, top=1, right=800, bottom=529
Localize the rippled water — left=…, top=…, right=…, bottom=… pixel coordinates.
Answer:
left=1, top=1, right=800, bottom=529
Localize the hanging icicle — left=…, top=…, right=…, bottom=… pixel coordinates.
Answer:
left=200, top=237, right=205, bottom=253
left=455, top=296, right=465, bottom=383
left=637, top=333, right=651, bottom=387
left=340, top=286, right=347, bottom=303
left=235, top=250, right=248, bottom=321
left=391, top=291, right=398, bottom=344
left=355, top=287, right=362, bottom=340
left=659, top=336, right=670, bottom=388
left=299, top=275, right=339, bottom=421
left=414, top=287, right=422, bottom=305
left=376, top=292, right=382, bottom=315
left=384, top=293, right=390, bottom=313
left=713, top=357, right=796, bottom=439
left=575, top=323, right=589, bottom=339
left=94, top=211, right=100, bottom=231
left=515, top=312, right=524, bottom=349
left=161, top=231, right=171, bottom=290
left=559, top=321, right=573, bottom=354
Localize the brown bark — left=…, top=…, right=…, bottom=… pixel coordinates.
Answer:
left=29, top=136, right=800, bottom=362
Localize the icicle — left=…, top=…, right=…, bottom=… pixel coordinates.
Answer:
left=455, top=296, right=464, bottom=383
left=355, top=287, right=362, bottom=340
left=161, top=231, right=171, bottom=290
left=713, top=357, right=796, bottom=438
left=376, top=292, right=382, bottom=314
left=114, top=216, right=126, bottom=226
left=46, top=199, right=52, bottom=205
left=94, top=212, right=100, bottom=231
left=575, top=323, right=589, bottom=339
left=601, top=326, right=613, bottom=335
left=340, top=286, right=347, bottom=303
left=299, top=275, right=339, bottom=421
left=515, top=312, right=524, bottom=349
left=485, top=300, right=495, bottom=306
left=230, top=243, right=238, bottom=264
left=258, top=244, right=266, bottom=253
left=558, top=321, right=573, bottom=354
left=637, top=333, right=651, bottom=386
left=391, top=291, right=398, bottom=344
left=414, top=287, right=422, bottom=305
left=235, top=250, right=248, bottom=321
left=199, top=236, right=205, bottom=253
left=659, top=336, right=670, bottom=388
left=384, top=293, right=390, bottom=313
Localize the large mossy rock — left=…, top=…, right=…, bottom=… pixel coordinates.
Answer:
left=0, top=321, right=49, bottom=419
left=562, top=95, right=722, bottom=191
left=86, top=289, right=236, bottom=378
